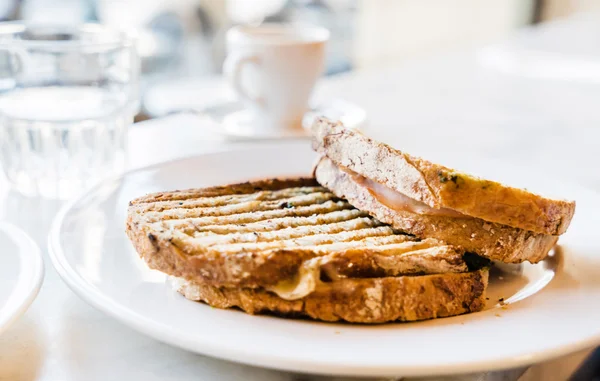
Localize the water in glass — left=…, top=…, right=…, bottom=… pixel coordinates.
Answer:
left=0, top=86, right=133, bottom=199
left=0, top=23, right=139, bottom=199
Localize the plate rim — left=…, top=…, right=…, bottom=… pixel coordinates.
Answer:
left=48, top=145, right=600, bottom=377
left=0, top=222, right=44, bottom=335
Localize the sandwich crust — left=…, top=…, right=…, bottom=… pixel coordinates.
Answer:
left=315, top=157, right=558, bottom=263
left=311, top=117, right=575, bottom=235
left=173, top=268, right=489, bottom=323
left=130, top=177, right=318, bottom=205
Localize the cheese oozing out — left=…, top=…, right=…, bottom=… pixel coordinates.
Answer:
left=266, top=258, right=323, bottom=300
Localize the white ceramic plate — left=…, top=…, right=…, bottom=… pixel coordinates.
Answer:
left=48, top=142, right=600, bottom=377
left=0, top=222, right=44, bottom=335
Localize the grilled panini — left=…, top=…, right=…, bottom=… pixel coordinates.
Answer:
left=126, top=178, right=489, bottom=323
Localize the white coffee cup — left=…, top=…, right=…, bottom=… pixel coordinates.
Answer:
left=223, top=23, right=329, bottom=133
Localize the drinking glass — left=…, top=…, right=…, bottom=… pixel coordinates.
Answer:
left=0, top=23, right=139, bottom=199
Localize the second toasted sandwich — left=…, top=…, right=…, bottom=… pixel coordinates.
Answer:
left=311, top=118, right=576, bottom=264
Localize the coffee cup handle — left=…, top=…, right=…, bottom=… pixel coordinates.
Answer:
left=223, top=52, right=264, bottom=106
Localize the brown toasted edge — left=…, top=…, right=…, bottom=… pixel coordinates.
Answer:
left=174, top=269, right=489, bottom=323
left=311, top=117, right=575, bottom=235
left=315, top=157, right=558, bottom=264
left=129, top=177, right=319, bottom=205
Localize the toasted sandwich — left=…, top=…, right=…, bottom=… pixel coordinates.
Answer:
left=311, top=117, right=576, bottom=264
left=126, top=178, right=488, bottom=323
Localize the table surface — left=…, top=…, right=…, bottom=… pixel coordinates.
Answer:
left=1, top=12, right=600, bottom=381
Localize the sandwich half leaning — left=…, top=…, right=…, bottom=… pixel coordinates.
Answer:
left=311, top=118, right=576, bottom=264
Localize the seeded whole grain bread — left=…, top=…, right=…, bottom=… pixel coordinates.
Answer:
left=311, top=118, right=575, bottom=236
left=315, top=157, right=557, bottom=263
left=127, top=178, right=473, bottom=289
left=172, top=268, right=489, bottom=323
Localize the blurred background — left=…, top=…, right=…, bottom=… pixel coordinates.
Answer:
left=0, top=2, right=599, bottom=380
left=1, top=0, right=598, bottom=121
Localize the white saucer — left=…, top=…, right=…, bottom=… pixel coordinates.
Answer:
left=49, top=142, right=600, bottom=377
left=192, top=99, right=367, bottom=140
left=0, top=222, right=44, bottom=335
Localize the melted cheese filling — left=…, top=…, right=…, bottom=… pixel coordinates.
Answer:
left=344, top=169, right=465, bottom=218
left=266, top=258, right=323, bottom=300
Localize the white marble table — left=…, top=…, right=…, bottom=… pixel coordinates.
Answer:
left=2, top=12, right=600, bottom=381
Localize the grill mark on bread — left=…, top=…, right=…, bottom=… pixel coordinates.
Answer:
left=131, top=182, right=433, bottom=257
left=187, top=217, right=382, bottom=243
left=139, top=192, right=338, bottom=221
left=156, top=209, right=368, bottom=235
left=178, top=226, right=396, bottom=253
left=263, top=239, right=464, bottom=263
left=131, top=178, right=319, bottom=204
left=135, top=199, right=352, bottom=223
left=134, top=187, right=329, bottom=212
left=255, top=235, right=422, bottom=256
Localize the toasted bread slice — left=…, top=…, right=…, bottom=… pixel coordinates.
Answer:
left=127, top=178, right=474, bottom=294
left=173, top=268, right=489, bottom=323
left=315, top=157, right=558, bottom=263
left=311, top=118, right=575, bottom=235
